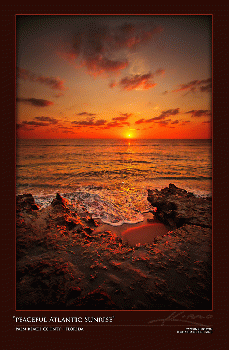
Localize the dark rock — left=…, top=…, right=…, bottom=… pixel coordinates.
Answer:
left=51, top=193, right=70, bottom=211
left=54, top=215, right=83, bottom=231
left=16, top=194, right=40, bottom=212
left=67, top=286, right=82, bottom=300
left=84, top=226, right=94, bottom=234
left=75, top=289, right=117, bottom=310
left=147, top=184, right=212, bottom=229
left=84, top=216, right=99, bottom=227
left=16, top=254, right=82, bottom=310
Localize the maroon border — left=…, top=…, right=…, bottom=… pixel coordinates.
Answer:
left=1, top=5, right=228, bottom=349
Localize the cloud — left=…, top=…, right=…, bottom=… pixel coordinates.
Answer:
left=112, top=113, right=132, bottom=121
left=71, top=112, right=132, bottom=130
left=173, top=78, right=212, bottom=94
left=82, top=57, right=128, bottom=77
left=170, top=120, right=179, bottom=125
left=17, top=121, right=46, bottom=129
left=34, top=116, right=59, bottom=124
left=72, top=119, right=107, bottom=127
left=111, top=22, right=163, bottom=50
left=135, top=118, right=145, bottom=125
left=55, top=92, right=65, bottom=98
left=76, top=112, right=97, bottom=117
left=135, top=108, right=180, bottom=125
left=154, top=68, right=165, bottom=76
left=17, top=67, right=68, bottom=92
left=17, top=116, right=60, bottom=130
left=156, top=120, right=171, bottom=127
left=105, top=121, right=124, bottom=128
left=113, top=68, right=165, bottom=91
left=16, top=98, right=54, bottom=107
left=61, top=21, right=163, bottom=77
left=109, top=81, right=117, bottom=89
left=181, top=121, right=191, bottom=126
left=156, top=108, right=180, bottom=119
left=185, top=110, right=211, bottom=118
left=119, top=72, right=156, bottom=91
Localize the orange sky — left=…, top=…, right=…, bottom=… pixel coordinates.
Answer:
left=16, top=15, right=212, bottom=139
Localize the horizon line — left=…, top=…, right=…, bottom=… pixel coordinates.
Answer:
left=16, top=137, right=212, bottom=140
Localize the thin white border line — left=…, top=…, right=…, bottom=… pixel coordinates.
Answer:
left=14, top=324, right=213, bottom=327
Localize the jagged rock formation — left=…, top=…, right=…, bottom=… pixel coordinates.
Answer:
left=16, top=186, right=212, bottom=310
left=147, top=183, right=212, bottom=229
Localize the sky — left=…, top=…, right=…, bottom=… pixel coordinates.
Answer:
left=16, top=15, right=212, bottom=139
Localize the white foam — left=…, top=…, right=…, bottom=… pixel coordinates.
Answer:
left=73, top=187, right=151, bottom=226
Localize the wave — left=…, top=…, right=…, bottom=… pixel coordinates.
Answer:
left=152, top=176, right=212, bottom=181
left=31, top=186, right=153, bottom=226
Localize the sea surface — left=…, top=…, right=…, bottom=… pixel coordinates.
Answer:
left=16, top=139, right=212, bottom=226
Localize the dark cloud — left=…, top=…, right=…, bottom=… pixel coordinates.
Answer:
left=16, top=98, right=54, bottom=107
left=111, top=68, right=165, bottom=91
left=135, top=109, right=180, bottom=125
left=72, top=119, right=107, bottom=127
left=76, top=112, right=97, bottom=117
left=135, top=118, right=145, bottom=125
left=145, top=118, right=156, bottom=123
left=34, top=116, right=59, bottom=124
left=104, top=121, right=125, bottom=129
left=17, top=116, right=59, bottom=129
left=118, top=69, right=165, bottom=91
left=154, top=68, right=165, bottom=76
left=17, top=121, right=48, bottom=130
left=200, top=84, right=212, bottom=93
left=111, top=22, right=163, bottom=50
left=112, top=113, right=132, bottom=121
left=119, top=72, right=156, bottom=91
left=62, top=21, right=163, bottom=76
left=71, top=114, right=131, bottom=130
left=181, top=121, right=191, bottom=126
left=156, top=120, right=171, bottom=127
left=173, top=78, right=212, bottom=94
left=156, top=108, right=180, bottom=119
left=185, top=110, right=211, bottom=118
left=109, top=81, right=117, bottom=89
left=171, top=120, right=179, bottom=125
left=17, top=67, right=68, bottom=92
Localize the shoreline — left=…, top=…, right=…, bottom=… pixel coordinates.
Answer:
left=16, top=184, right=212, bottom=310
left=93, top=212, right=170, bottom=246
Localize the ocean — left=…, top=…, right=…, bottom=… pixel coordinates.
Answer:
left=16, top=138, right=212, bottom=226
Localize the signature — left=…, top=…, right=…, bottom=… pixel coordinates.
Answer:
left=148, top=311, right=213, bottom=326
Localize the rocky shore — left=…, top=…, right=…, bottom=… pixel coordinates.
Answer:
left=16, top=184, right=212, bottom=310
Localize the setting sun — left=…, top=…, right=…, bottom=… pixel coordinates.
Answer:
left=16, top=15, right=211, bottom=141
left=125, top=129, right=136, bottom=139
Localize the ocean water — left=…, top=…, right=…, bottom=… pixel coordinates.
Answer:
left=16, top=139, right=212, bottom=226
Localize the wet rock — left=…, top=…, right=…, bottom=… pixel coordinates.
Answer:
left=84, top=216, right=99, bottom=227
left=147, top=183, right=212, bottom=229
left=16, top=194, right=40, bottom=212
left=51, top=193, right=70, bottom=212
left=54, top=215, right=82, bottom=231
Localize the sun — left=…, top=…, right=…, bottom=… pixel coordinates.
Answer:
left=125, top=130, right=133, bottom=139
left=124, top=129, right=136, bottom=139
